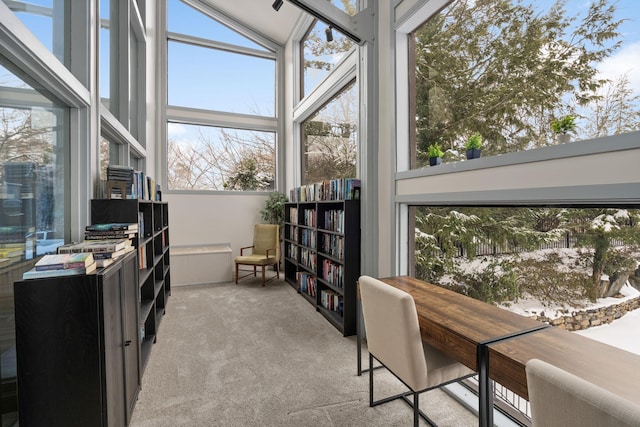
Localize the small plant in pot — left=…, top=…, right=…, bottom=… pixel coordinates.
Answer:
left=551, top=114, right=576, bottom=144
left=465, top=133, right=482, bottom=159
left=427, top=143, right=444, bottom=166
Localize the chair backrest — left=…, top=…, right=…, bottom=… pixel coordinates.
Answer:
left=252, top=224, right=279, bottom=260
left=359, top=275, right=429, bottom=391
left=526, top=358, right=640, bottom=427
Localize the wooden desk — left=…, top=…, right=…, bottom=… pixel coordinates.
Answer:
left=357, top=276, right=548, bottom=427
left=488, top=326, right=640, bottom=405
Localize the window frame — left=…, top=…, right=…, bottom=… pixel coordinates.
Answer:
left=161, top=0, right=281, bottom=194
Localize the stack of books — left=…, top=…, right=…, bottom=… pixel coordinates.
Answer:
left=107, top=165, right=134, bottom=199
left=22, top=252, right=96, bottom=279
left=57, top=237, right=133, bottom=268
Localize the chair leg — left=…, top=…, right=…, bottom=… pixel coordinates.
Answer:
left=275, top=261, right=280, bottom=279
left=369, top=353, right=374, bottom=407
left=253, top=265, right=257, bottom=277
left=235, top=263, right=238, bottom=284
left=414, top=391, right=419, bottom=427
left=261, top=265, right=266, bottom=287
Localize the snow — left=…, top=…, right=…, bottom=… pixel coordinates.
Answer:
left=502, top=283, right=640, bottom=356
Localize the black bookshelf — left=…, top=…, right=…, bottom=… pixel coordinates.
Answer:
left=91, top=199, right=171, bottom=372
left=284, top=199, right=360, bottom=336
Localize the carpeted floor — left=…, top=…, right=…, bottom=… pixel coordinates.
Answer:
left=129, top=273, right=478, bottom=426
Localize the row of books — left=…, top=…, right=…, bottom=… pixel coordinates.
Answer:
left=320, top=289, right=343, bottom=315
left=323, top=209, right=345, bottom=233
left=297, top=272, right=316, bottom=297
left=286, top=243, right=298, bottom=260
left=300, top=228, right=316, bottom=248
left=300, top=247, right=316, bottom=270
left=289, top=178, right=361, bottom=203
left=321, top=259, right=344, bottom=289
left=320, top=234, right=344, bottom=261
left=106, top=165, right=161, bottom=201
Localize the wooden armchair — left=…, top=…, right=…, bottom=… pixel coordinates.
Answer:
left=234, top=224, right=280, bottom=287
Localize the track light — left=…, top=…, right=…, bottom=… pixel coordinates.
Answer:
left=272, top=0, right=283, bottom=11
left=325, top=26, right=333, bottom=42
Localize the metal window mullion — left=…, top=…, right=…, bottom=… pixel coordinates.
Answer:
left=118, top=0, right=130, bottom=131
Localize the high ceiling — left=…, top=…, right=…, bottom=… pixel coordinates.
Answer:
left=199, top=0, right=304, bottom=45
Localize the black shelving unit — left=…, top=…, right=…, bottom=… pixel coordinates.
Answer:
left=284, top=199, right=360, bottom=336
left=91, top=199, right=171, bottom=372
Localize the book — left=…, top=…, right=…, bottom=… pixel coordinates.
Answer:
left=22, top=262, right=97, bottom=279
left=35, top=253, right=95, bottom=271
left=85, top=222, right=138, bottom=232
left=57, top=238, right=131, bottom=254
left=95, top=258, right=114, bottom=268
left=84, top=230, right=137, bottom=239
left=91, top=248, right=126, bottom=260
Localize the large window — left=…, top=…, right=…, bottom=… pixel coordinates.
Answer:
left=2, top=0, right=70, bottom=68
left=301, top=19, right=354, bottom=98
left=165, top=0, right=278, bottom=192
left=301, top=80, right=357, bottom=184
left=0, top=60, right=68, bottom=425
left=409, top=0, right=640, bottom=169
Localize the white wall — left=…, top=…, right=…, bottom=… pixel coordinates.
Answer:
left=165, top=193, right=267, bottom=258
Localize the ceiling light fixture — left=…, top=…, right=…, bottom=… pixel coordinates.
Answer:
left=325, top=26, right=333, bottom=42
left=272, top=0, right=283, bottom=11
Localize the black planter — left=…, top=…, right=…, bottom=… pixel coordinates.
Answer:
left=429, top=157, right=442, bottom=166
left=466, top=148, right=481, bottom=159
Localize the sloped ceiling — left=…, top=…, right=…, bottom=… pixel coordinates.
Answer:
left=199, top=0, right=304, bottom=45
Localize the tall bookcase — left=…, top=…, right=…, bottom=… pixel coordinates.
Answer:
left=91, top=199, right=171, bottom=371
left=284, top=199, right=360, bottom=336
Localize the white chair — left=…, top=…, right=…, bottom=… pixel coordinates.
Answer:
left=358, top=275, right=475, bottom=426
left=526, top=358, right=640, bottom=427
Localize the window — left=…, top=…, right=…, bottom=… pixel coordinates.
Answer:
left=301, top=19, right=354, bottom=98
left=167, top=123, right=275, bottom=191
left=165, top=0, right=278, bottom=192
left=301, top=80, right=357, bottom=184
left=2, top=0, right=69, bottom=68
left=409, top=0, right=640, bottom=169
left=0, top=60, right=69, bottom=424
left=167, top=41, right=275, bottom=115
left=100, top=0, right=146, bottom=139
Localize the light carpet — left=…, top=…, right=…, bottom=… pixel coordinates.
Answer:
left=129, top=273, right=477, bottom=426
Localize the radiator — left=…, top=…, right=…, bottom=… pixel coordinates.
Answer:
left=170, top=244, right=232, bottom=286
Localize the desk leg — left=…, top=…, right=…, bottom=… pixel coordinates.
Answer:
left=478, top=345, right=493, bottom=427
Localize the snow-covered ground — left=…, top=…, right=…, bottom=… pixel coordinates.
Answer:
left=503, top=283, right=640, bottom=356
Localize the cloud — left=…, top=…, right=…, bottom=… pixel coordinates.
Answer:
left=597, top=40, right=640, bottom=94
left=167, top=122, right=188, bottom=137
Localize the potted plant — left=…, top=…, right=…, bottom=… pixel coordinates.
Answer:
left=551, top=114, right=576, bottom=144
left=427, top=143, right=444, bottom=166
left=260, top=191, right=288, bottom=231
left=465, top=133, right=482, bottom=159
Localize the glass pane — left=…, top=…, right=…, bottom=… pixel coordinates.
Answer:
left=410, top=0, right=640, bottom=168
left=99, top=0, right=110, bottom=106
left=301, top=80, right=357, bottom=184
left=332, top=0, right=357, bottom=16
left=2, top=0, right=68, bottom=67
left=167, top=0, right=268, bottom=51
left=413, top=206, right=640, bottom=304
left=0, top=61, right=68, bottom=424
left=168, top=41, right=275, bottom=116
left=129, top=24, right=139, bottom=139
left=167, top=122, right=275, bottom=191
left=302, top=19, right=354, bottom=98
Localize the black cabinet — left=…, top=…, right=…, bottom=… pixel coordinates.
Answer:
left=14, top=251, right=140, bottom=426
